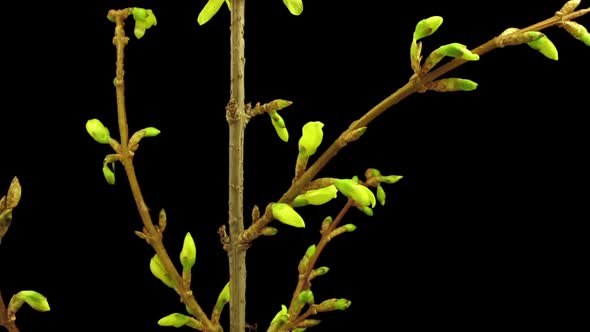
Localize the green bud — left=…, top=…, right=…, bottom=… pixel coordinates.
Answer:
left=6, top=176, right=21, bottom=209
left=379, top=175, right=403, bottom=184
left=144, top=9, right=158, bottom=28
left=562, top=21, right=590, bottom=47
left=150, top=254, right=175, bottom=289
left=292, top=185, right=338, bottom=207
left=422, top=43, right=479, bottom=73
left=342, top=224, right=357, bottom=232
left=269, top=111, right=289, bottom=142
left=86, top=119, right=111, bottom=144
left=376, top=185, right=386, bottom=206
left=305, top=244, right=316, bottom=258
left=102, top=163, right=116, bottom=185
left=298, top=290, right=315, bottom=305
left=311, top=266, right=330, bottom=277
left=9, top=290, right=50, bottom=313
left=215, top=282, right=230, bottom=312
left=157, top=313, right=191, bottom=328
left=427, top=78, right=478, bottom=92
left=321, top=216, right=333, bottom=231
left=144, top=127, right=161, bottom=137
left=299, top=121, right=324, bottom=157
left=131, top=8, right=148, bottom=20
left=341, top=127, right=367, bottom=143
left=316, top=298, right=351, bottom=312
left=334, top=179, right=376, bottom=208
left=276, top=99, right=293, bottom=110
left=134, top=20, right=147, bottom=39
left=283, top=0, right=303, bottom=16
left=360, top=206, right=373, bottom=216
left=261, top=227, right=278, bottom=236
left=527, top=35, right=558, bottom=60
left=270, top=304, right=289, bottom=327
left=159, top=208, right=167, bottom=232
left=365, top=168, right=381, bottom=179
left=180, top=232, right=197, bottom=271
left=271, top=203, right=305, bottom=228
left=198, top=0, right=225, bottom=25
left=558, top=0, right=581, bottom=15
left=413, top=16, right=444, bottom=41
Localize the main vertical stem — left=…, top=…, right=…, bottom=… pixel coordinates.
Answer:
left=227, top=1, right=247, bottom=332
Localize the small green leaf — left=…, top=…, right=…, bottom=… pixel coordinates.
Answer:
left=12, top=290, right=51, bottom=312
left=271, top=203, right=305, bottom=228
left=298, top=290, right=315, bottom=305
left=379, top=175, right=403, bottom=184
left=198, top=0, right=225, bottom=25
left=283, top=0, right=303, bottom=16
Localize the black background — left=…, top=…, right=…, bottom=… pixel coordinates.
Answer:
left=1, top=0, right=588, bottom=331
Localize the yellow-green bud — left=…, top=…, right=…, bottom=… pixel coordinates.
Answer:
left=145, top=9, right=157, bottom=28
left=427, top=78, right=478, bottom=92
left=321, top=216, right=333, bottom=231
left=435, top=43, right=479, bottom=61
left=342, top=224, right=357, bottom=232
left=298, top=289, right=314, bottom=305
left=180, top=232, right=197, bottom=271
left=527, top=35, right=558, bottom=60
left=334, top=179, right=376, bottom=208
left=86, top=119, right=111, bottom=144
left=149, top=255, right=175, bottom=288
left=316, top=298, right=351, bottom=312
left=558, top=0, right=581, bottom=15
left=198, top=0, right=226, bottom=25
left=379, top=175, right=403, bottom=184
left=215, top=282, right=230, bottom=312
left=276, top=99, right=293, bottom=110
left=413, top=16, right=444, bottom=41
left=157, top=313, right=190, bottom=328
left=292, top=185, right=338, bottom=207
left=311, top=266, right=330, bottom=279
left=283, top=0, right=303, bottom=16
left=134, top=20, right=147, bottom=39
left=9, top=290, right=50, bottom=313
left=305, top=244, right=316, bottom=258
left=269, top=111, right=289, bottom=142
left=261, top=227, right=278, bottom=236
left=376, top=185, right=386, bottom=206
left=299, top=121, right=324, bottom=157
left=271, top=203, right=305, bottom=228
left=131, top=8, right=148, bottom=20
left=144, top=127, right=161, bottom=137
left=270, top=304, right=290, bottom=327
left=360, top=206, right=373, bottom=216
left=102, top=163, right=116, bottom=185
left=562, top=21, right=590, bottom=47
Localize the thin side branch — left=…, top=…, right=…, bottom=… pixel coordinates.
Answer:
left=240, top=6, right=590, bottom=244
left=108, top=9, right=221, bottom=332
